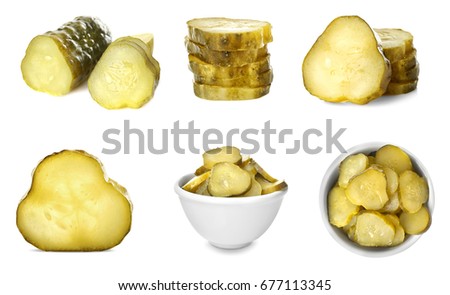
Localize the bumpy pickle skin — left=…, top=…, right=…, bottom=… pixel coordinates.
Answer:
left=21, top=16, right=111, bottom=96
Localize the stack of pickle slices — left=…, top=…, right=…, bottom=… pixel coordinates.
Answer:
left=375, top=28, right=419, bottom=95
left=186, top=17, right=273, bottom=100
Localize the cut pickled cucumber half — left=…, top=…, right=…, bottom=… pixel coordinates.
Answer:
left=193, top=82, right=270, bottom=100
left=88, top=36, right=160, bottom=109
left=255, top=175, right=288, bottom=194
left=185, top=37, right=268, bottom=66
left=354, top=211, right=395, bottom=247
left=21, top=16, right=111, bottom=96
left=208, top=163, right=252, bottom=197
left=194, top=69, right=273, bottom=88
left=399, top=170, right=428, bottom=214
left=328, top=186, right=360, bottom=228
left=385, top=79, right=418, bottom=95
left=182, top=171, right=211, bottom=193
left=188, top=54, right=271, bottom=79
left=345, top=168, right=389, bottom=210
left=338, top=153, right=369, bottom=188
left=391, top=63, right=420, bottom=82
left=302, top=16, right=391, bottom=104
left=202, top=146, right=242, bottom=169
left=375, top=28, right=414, bottom=62
left=399, top=206, right=430, bottom=235
left=187, top=17, right=272, bottom=51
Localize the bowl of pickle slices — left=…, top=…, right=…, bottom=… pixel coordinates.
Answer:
left=320, top=142, right=434, bottom=257
left=175, top=146, right=287, bottom=250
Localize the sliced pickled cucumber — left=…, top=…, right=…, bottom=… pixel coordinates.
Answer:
left=240, top=158, right=258, bottom=176
left=188, top=54, right=271, bottom=79
left=385, top=214, right=405, bottom=246
left=391, top=49, right=417, bottom=73
left=375, top=28, right=414, bottom=62
left=239, top=177, right=262, bottom=197
left=354, top=211, right=395, bottom=247
left=391, top=63, right=420, bottom=82
left=375, top=145, right=413, bottom=175
left=383, top=166, right=399, bottom=196
left=185, top=37, right=268, bottom=66
left=255, top=175, right=288, bottom=194
left=88, top=35, right=160, bottom=109
left=202, top=146, right=242, bottom=169
left=21, top=16, right=111, bottom=96
left=208, top=163, right=252, bottom=197
left=194, top=69, right=273, bottom=88
left=302, top=16, right=391, bottom=104
left=182, top=171, right=211, bottom=193
left=380, top=191, right=400, bottom=214
left=399, top=206, right=430, bottom=235
left=328, top=186, right=360, bottom=228
left=16, top=150, right=131, bottom=251
left=385, top=79, right=418, bottom=95
left=187, top=17, right=272, bottom=51
left=345, top=168, right=389, bottom=210
left=399, top=170, right=428, bottom=213
left=193, top=82, right=270, bottom=100
left=195, top=177, right=211, bottom=196
left=338, top=153, right=369, bottom=188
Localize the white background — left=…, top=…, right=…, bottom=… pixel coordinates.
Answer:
left=1, top=0, right=448, bottom=294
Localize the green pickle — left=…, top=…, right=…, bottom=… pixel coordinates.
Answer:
left=21, top=16, right=111, bottom=95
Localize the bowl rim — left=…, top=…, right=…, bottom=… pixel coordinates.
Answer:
left=175, top=173, right=288, bottom=205
left=319, top=141, right=435, bottom=257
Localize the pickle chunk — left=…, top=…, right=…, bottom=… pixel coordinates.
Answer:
left=21, top=16, right=111, bottom=95
left=88, top=34, right=160, bottom=109
left=16, top=150, right=132, bottom=251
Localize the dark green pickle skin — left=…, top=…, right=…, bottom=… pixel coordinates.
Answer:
left=43, top=16, right=111, bottom=89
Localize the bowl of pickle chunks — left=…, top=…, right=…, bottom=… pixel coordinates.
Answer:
left=320, top=142, right=434, bottom=257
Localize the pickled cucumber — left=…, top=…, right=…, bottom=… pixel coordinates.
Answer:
left=375, top=144, right=413, bottom=174
left=16, top=150, right=132, bottom=251
left=187, top=17, right=272, bottom=51
left=194, top=69, right=273, bottom=87
left=202, top=146, right=242, bottom=169
left=208, top=162, right=252, bottom=197
left=375, top=28, right=414, bottom=62
left=385, top=79, right=418, bottom=95
left=188, top=54, right=271, bottom=79
left=302, top=16, right=391, bottom=104
left=185, top=37, right=268, bottom=66
left=88, top=35, right=160, bottom=109
left=391, top=63, right=420, bottom=82
left=193, top=82, right=270, bottom=100
left=21, top=16, right=111, bottom=96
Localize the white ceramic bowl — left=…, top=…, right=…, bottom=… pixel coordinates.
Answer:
left=320, top=142, right=434, bottom=257
left=175, top=174, right=287, bottom=249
